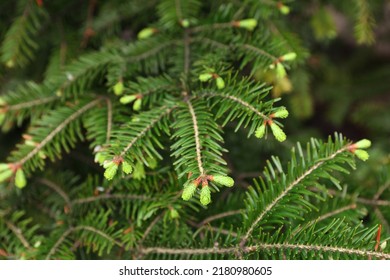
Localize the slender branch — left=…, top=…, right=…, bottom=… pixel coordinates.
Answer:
left=239, top=43, right=278, bottom=61
left=127, top=40, right=177, bottom=62
left=139, top=212, right=165, bottom=245
left=204, top=93, right=269, bottom=120
left=250, top=243, right=390, bottom=259
left=137, top=243, right=390, bottom=259
left=186, top=100, right=204, bottom=175
left=183, top=30, right=191, bottom=76
left=16, top=98, right=102, bottom=166
left=191, top=37, right=230, bottom=50
left=198, top=210, right=242, bottom=226
left=315, top=204, right=357, bottom=223
left=356, top=198, right=390, bottom=207
left=37, top=178, right=72, bottom=211
left=139, top=246, right=237, bottom=256
left=240, top=146, right=349, bottom=248
left=120, top=106, right=175, bottom=157
left=6, top=96, right=59, bottom=111
left=45, top=225, right=123, bottom=259
left=72, top=193, right=152, bottom=205
left=374, top=181, right=390, bottom=200
left=105, top=98, right=113, bottom=144
left=5, top=220, right=31, bottom=249
left=190, top=22, right=234, bottom=33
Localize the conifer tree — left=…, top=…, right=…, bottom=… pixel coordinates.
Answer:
left=0, top=0, right=389, bottom=260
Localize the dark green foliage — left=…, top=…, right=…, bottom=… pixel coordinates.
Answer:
left=0, top=0, right=389, bottom=260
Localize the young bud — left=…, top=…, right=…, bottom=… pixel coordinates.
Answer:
left=200, top=185, right=211, bottom=205
left=354, top=149, right=369, bottom=161
left=94, top=152, right=106, bottom=164
left=0, top=168, right=13, bottom=183
left=137, top=27, right=157, bottom=39
left=354, top=139, right=371, bottom=149
left=216, top=77, right=225, bottom=89
left=276, top=63, right=286, bottom=78
left=133, top=98, right=142, bottom=111
left=281, top=52, right=297, bottom=61
left=120, top=95, right=137, bottom=105
left=133, top=161, right=145, bottom=180
left=235, top=19, right=258, bottom=31
left=180, top=19, right=190, bottom=28
left=0, top=163, right=11, bottom=172
left=15, top=169, right=27, bottom=188
left=273, top=108, right=289, bottom=119
left=182, top=182, right=197, bottom=201
left=199, top=73, right=213, bottom=82
left=270, top=122, right=287, bottom=142
left=122, top=161, right=133, bottom=175
left=255, top=124, right=266, bottom=139
left=279, top=5, right=290, bottom=15
left=38, top=151, right=47, bottom=159
left=5, top=59, right=15, bottom=68
left=104, top=163, right=118, bottom=180
left=169, top=208, right=179, bottom=219
left=211, top=175, right=234, bottom=187
left=113, top=80, right=124, bottom=96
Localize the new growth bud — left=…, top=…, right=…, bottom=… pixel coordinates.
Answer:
left=0, top=164, right=13, bottom=183
left=272, top=108, right=289, bottom=119
left=200, top=185, right=211, bottom=205
left=281, top=52, right=297, bottom=61
left=120, top=95, right=137, bottom=105
left=180, top=19, right=190, bottom=28
left=104, top=162, right=118, bottom=180
left=211, top=175, right=234, bottom=187
left=234, top=19, right=258, bottom=31
left=354, top=149, right=369, bottom=161
left=276, top=63, right=286, bottom=78
left=122, top=161, right=133, bottom=174
left=278, top=3, right=290, bottom=15
left=182, top=181, right=197, bottom=201
left=133, top=98, right=142, bottom=111
left=113, top=80, right=124, bottom=96
left=270, top=122, right=286, bottom=142
left=255, top=124, right=266, bottom=139
left=15, top=169, right=27, bottom=188
left=354, top=139, right=371, bottom=149
left=199, top=73, right=213, bottom=82
left=216, top=77, right=225, bottom=89
left=137, top=27, right=157, bottom=39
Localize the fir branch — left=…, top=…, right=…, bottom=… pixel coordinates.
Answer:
left=37, top=178, right=72, bottom=211
left=205, top=93, right=269, bottom=120
left=239, top=44, right=278, bottom=61
left=14, top=98, right=103, bottom=167
left=251, top=243, right=390, bottom=260
left=4, top=220, right=31, bottom=249
left=241, top=142, right=350, bottom=248
left=105, top=98, right=113, bottom=144
left=186, top=99, right=204, bottom=175
left=118, top=106, right=175, bottom=158
left=314, top=203, right=357, bottom=223
left=198, top=209, right=242, bottom=226
left=72, top=193, right=153, bottom=205
left=45, top=225, right=123, bottom=260
left=6, top=96, right=59, bottom=112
